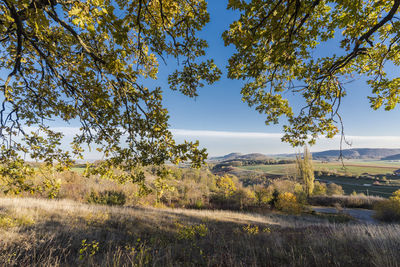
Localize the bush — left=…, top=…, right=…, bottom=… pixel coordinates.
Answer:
left=87, top=190, right=126, bottom=206
left=232, top=187, right=256, bottom=209
left=215, top=175, right=237, bottom=197
left=374, top=189, right=400, bottom=222
left=327, top=183, right=344, bottom=196
left=275, top=192, right=302, bottom=214
left=374, top=199, right=400, bottom=222
left=312, top=181, right=327, bottom=196
left=254, top=185, right=272, bottom=206
left=309, top=195, right=383, bottom=209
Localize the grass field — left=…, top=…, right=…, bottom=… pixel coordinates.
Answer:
left=316, top=175, right=400, bottom=197
left=1, top=197, right=400, bottom=266
left=237, top=161, right=400, bottom=197
left=239, top=161, right=400, bottom=176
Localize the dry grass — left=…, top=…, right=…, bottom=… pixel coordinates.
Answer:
left=1, top=197, right=400, bottom=266
left=309, top=195, right=384, bottom=209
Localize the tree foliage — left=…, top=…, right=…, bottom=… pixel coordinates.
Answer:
left=296, top=146, right=314, bottom=197
left=224, top=0, right=400, bottom=146
left=0, top=0, right=221, bottom=188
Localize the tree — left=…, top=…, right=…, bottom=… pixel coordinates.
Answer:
left=0, top=0, right=221, bottom=189
left=215, top=174, right=237, bottom=197
left=296, top=146, right=314, bottom=197
left=224, top=0, right=400, bottom=146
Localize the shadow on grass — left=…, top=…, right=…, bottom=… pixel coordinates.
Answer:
left=1, top=202, right=400, bottom=266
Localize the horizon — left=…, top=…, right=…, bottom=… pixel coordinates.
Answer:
left=34, top=127, right=400, bottom=159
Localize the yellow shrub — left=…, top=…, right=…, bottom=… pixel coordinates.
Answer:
left=0, top=214, right=35, bottom=229
left=312, top=181, right=327, bottom=196
left=242, top=224, right=259, bottom=235
left=374, top=190, right=400, bottom=222
left=390, top=189, right=400, bottom=201
left=275, top=192, right=302, bottom=214
left=374, top=199, right=400, bottom=222
left=215, top=175, right=237, bottom=197
left=175, top=222, right=208, bottom=240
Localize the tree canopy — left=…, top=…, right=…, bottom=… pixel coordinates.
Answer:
left=224, top=0, right=400, bottom=146
left=2, top=0, right=400, bottom=190
left=0, top=0, right=220, bottom=185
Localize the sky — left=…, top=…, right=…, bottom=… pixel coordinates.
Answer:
left=146, top=1, right=400, bottom=156
left=5, top=1, right=400, bottom=159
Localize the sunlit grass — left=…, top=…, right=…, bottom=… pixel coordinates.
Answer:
left=1, top=197, right=400, bottom=266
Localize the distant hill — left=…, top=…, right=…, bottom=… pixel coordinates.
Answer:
left=311, top=148, right=400, bottom=160
left=381, top=153, right=400, bottom=161
left=209, top=153, right=270, bottom=162
left=209, top=153, right=243, bottom=162
left=212, top=148, right=400, bottom=161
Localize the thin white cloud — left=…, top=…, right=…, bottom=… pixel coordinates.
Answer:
left=345, top=135, right=400, bottom=141
left=171, top=129, right=400, bottom=142
left=15, top=127, right=400, bottom=157
left=22, top=126, right=82, bottom=137
left=170, top=129, right=283, bottom=138
left=21, top=127, right=400, bottom=144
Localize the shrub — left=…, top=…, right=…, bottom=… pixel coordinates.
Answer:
left=309, top=195, right=383, bottom=209
left=275, top=192, right=302, bottom=214
left=327, top=183, right=344, bottom=196
left=374, top=189, right=400, bottom=222
left=312, top=181, right=327, bottom=196
left=269, top=189, right=280, bottom=208
left=242, top=224, right=259, bottom=235
left=374, top=199, right=400, bottom=222
left=87, top=190, right=126, bottom=206
left=175, top=222, right=208, bottom=240
left=294, top=183, right=307, bottom=204
left=232, top=187, right=256, bottom=209
left=254, top=185, right=272, bottom=206
left=215, top=175, right=237, bottom=197
left=391, top=189, right=400, bottom=201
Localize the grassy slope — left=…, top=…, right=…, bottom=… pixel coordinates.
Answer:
left=1, top=198, right=400, bottom=266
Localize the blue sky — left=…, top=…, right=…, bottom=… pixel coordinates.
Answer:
left=146, top=1, right=400, bottom=156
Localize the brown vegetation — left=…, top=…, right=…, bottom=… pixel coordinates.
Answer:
left=1, top=197, right=400, bottom=266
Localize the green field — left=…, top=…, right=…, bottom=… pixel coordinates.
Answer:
left=316, top=175, right=399, bottom=197
left=240, top=164, right=294, bottom=175
left=239, top=161, right=400, bottom=176
left=238, top=161, right=400, bottom=197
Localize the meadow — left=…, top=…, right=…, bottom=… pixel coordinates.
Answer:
left=1, top=197, right=400, bottom=266
left=1, top=162, right=400, bottom=266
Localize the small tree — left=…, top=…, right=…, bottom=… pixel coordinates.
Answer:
left=296, top=147, right=314, bottom=198
left=215, top=175, right=237, bottom=197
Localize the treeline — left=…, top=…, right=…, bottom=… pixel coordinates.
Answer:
left=213, top=158, right=296, bottom=169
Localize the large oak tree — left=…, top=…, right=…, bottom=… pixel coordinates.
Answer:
left=0, top=0, right=220, bottom=189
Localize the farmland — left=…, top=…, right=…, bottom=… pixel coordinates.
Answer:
left=237, top=160, right=400, bottom=197
left=239, top=160, right=400, bottom=176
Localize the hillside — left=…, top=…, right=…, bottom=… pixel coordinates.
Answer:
left=381, top=153, right=400, bottom=161
left=311, top=148, right=400, bottom=160
left=209, top=153, right=271, bottom=162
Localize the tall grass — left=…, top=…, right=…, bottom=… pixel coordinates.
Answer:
left=309, top=195, right=384, bottom=209
left=1, top=197, right=399, bottom=266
